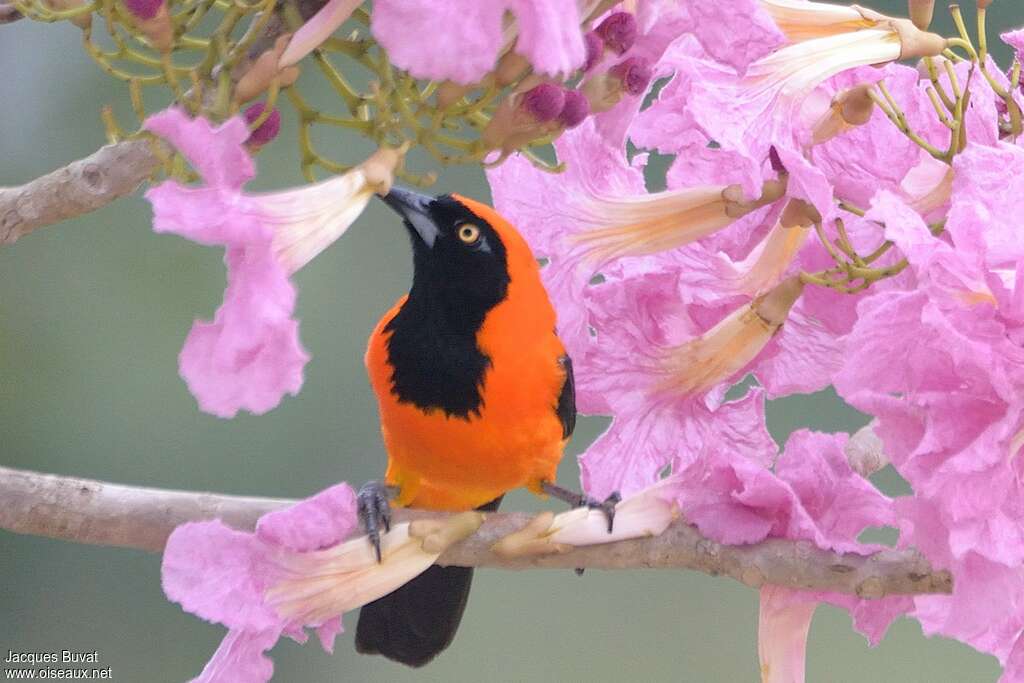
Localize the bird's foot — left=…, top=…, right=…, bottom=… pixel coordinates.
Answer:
left=357, top=480, right=398, bottom=563
left=540, top=481, right=621, bottom=534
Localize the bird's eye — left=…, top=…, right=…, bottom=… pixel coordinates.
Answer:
left=457, top=223, right=481, bottom=244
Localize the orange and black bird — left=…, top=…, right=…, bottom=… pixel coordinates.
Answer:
left=355, top=188, right=616, bottom=667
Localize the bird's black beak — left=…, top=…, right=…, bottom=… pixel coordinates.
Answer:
left=380, top=186, right=440, bottom=248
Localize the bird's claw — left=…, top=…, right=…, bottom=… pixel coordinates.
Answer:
left=357, top=480, right=395, bottom=563
left=583, top=491, right=621, bottom=534
left=540, top=481, right=620, bottom=534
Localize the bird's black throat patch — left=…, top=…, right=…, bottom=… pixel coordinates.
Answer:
left=384, top=196, right=510, bottom=419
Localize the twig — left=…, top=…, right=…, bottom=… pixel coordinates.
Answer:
left=0, top=465, right=952, bottom=599
left=0, top=139, right=160, bottom=244
left=0, top=2, right=22, bottom=22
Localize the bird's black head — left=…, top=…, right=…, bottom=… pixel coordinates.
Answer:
left=380, top=187, right=510, bottom=333
left=377, top=187, right=515, bottom=418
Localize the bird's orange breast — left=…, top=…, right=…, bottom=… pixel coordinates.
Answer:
left=366, top=223, right=568, bottom=511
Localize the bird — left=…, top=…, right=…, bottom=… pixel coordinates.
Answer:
left=355, top=187, right=616, bottom=667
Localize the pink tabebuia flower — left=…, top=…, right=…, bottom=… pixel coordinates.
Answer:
left=163, top=483, right=483, bottom=682
left=163, top=484, right=358, bottom=682
left=145, top=108, right=399, bottom=417
left=633, top=13, right=945, bottom=198
left=834, top=167, right=1024, bottom=670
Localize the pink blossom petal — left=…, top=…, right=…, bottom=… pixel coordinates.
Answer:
left=256, top=482, right=358, bottom=552
left=192, top=629, right=279, bottom=683
left=1003, top=633, right=1024, bottom=683
left=163, top=483, right=365, bottom=680
left=178, top=247, right=308, bottom=419
left=580, top=410, right=682, bottom=500
left=681, top=0, right=784, bottom=74
left=163, top=520, right=282, bottom=632
left=506, top=0, right=585, bottom=77
left=951, top=142, right=1024, bottom=266
left=372, top=0, right=583, bottom=85
left=146, top=183, right=266, bottom=247
left=755, top=301, right=845, bottom=397
left=774, top=146, right=835, bottom=225
left=144, top=108, right=254, bottom=190
left=758, top=587, right=817, bottom=683
left=1002, top=29, right=1024, bottom=63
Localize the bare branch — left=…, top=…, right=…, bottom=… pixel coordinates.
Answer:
left=1, top=139, right=160, bottom=244
left=0, top=3, right=22, bottom=22
left=0, top=465, right=951, bottom=598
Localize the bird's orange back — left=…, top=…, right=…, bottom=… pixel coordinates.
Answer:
left=365, top=194, right=571, bottom=511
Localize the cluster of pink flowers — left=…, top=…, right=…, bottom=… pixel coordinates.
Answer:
left=488, top=2, right=1024, bottom=681
left=149, top=1, right=1024, bottom=681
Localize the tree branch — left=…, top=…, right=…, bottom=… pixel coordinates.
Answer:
left=0, top=3, right=22, bottom=23
left=1, top=139, right=160, bottom=244
left=0, top=465, right=951, bottom=599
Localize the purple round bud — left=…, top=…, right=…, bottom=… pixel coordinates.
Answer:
left=609, top=57, right=652, bottom=96
left=583, top=30, right=604, bottom=72
left=522, top=83, right=567, bottom=123
left=595, top=12, right=638, bottom=55
left=768, top=146, right=786, bottom=174
left=244, top=102, right=281, bottom=146
left=558, top=89, right=590, bottom=128
left=123, top=0, right=163, bottom=20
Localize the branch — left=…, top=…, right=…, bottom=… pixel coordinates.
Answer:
left=1, top=139, right=160, bottom=244
left=0, top=3, right=22, bottom=23
left=0, top=465, right=951, bottom=599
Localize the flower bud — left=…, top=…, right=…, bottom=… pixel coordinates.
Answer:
left=908, top=0, right=935, bottom=29
left=481, top=84, right=568, bottom=155
left=583, top=30, right=604, bottom=72
left=811, top=84, right=875, bottom=144
left=235, top=35, right=301, bottom=104
left=243, top=102, right=281, bottom=147
left=595, top=12, right=638, bottom=55
left=522, top=83, right=567, bottom=123
left=124, top=0, right=160, bottom=20
left=558, top=89, right=590, bottom=129
left=124, top=0, right=172, bottom=51
left=608, top=56, right=652, bottom=96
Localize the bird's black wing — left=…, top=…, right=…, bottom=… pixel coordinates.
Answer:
left=556, top=354, right=576, bottom=440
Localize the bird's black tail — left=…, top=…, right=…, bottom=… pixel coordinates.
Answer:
left=354, top=496, right=502, bottom=667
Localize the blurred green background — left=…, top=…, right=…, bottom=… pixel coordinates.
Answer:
left=2, top=2, right=1021, bottom=681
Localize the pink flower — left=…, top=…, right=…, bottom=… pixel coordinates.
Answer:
left=163, top=483, right=483, bottom=681
left=162, top=484, right=357, bottom=682
left=371, top=0, right=585, bottom=85
left=145, top=108, right=399, bottom=417
left=633, top=17, right=945, bottom=198
left=834, top=177, right=1024, bottom=667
